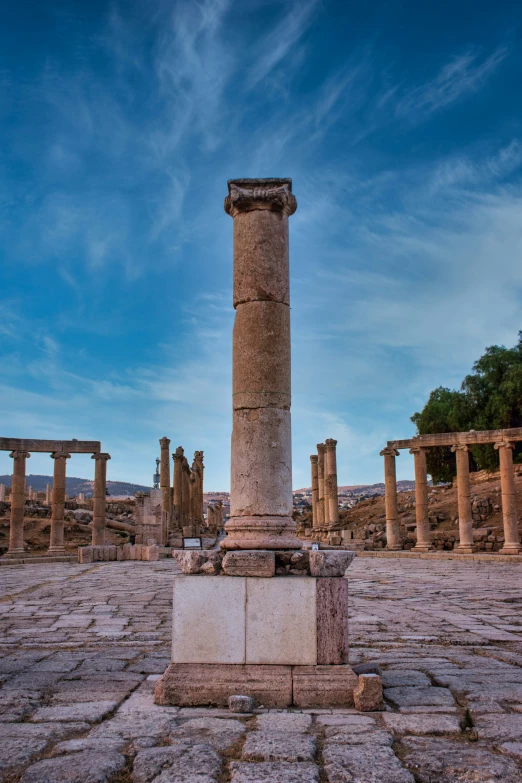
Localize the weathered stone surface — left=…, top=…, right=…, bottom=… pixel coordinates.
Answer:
left=222, top=551, right=275, bottom=577
left=382, top=713, right=461, bottom=735
left=90, top=713, right=176, bottom=740
left=132, top=742, right=222, bottom=783
left=54, top=737, right=126, bottom=753
left=256, top=713, right=312, bottom=732
left=292, top=666, right=358, bottom=709
left=474, top=713, right=522, bottom=743
left=352, top=662, right=382, bottom=677
left=31, top=700, right=118, bottom=723
left=323, top=744, right=415, bottom=783
left=500, top=742, right=522, bottom=760
left=20, top=750, right=126, bottom=783
left=228, top=695, right=255, bottom=713
left=0, top=738, right=49, bottom=772
left=316, top=578, right=349, bottom=665
left=384, top=686, right=454, bottom=708
left=381, top=670, right=430, bottom=688
left=401, top=737, right=522, bottom=783
left=324, top=727, right=393, bottom=746
left=309, top=551, right=355, bottom=577
left=230, top=762, right=320, bottom=782
left=169, top=717, right=246, bottom=752
left=354, top=674, right=384, bottom=711
left=242, top=732, right=316, bottom=762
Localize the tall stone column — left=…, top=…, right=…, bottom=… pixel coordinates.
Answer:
left=159, top=436, right=171, bottom=519
left=310, top=455, right=319, bottom=529
left=182, top=457, right=191, bottom=534
left=45, top=483, right=51, bottom=505
left=451, top=444, right=475, bottom=553
left=91, top=453, right=110, bottom=546
left=222, top=178, right=300, bottom=550
left=7, top=450, right=30, bottom=556
left=172, top=447, right=184, bottom=531
left=410, top=446, right=432, bottom=552
left=189, top=467, right=197, bottom=535
left=49, top=452, right=71, bottom=554
left=194, top=451, right=204, bottom=525
left=317, top=443, right=326, bottom=528
left=380, top=447, right=401, bottom=550
left=325, top=439, right=339, bottom=528
left=495, top=441, right=521, bottom=554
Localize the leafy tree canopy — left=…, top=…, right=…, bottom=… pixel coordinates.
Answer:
left=411, top=332, right=522, bottom=482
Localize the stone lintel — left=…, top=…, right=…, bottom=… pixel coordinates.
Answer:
left=1, top=439, right=100, bottom=453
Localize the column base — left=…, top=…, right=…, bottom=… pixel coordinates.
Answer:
left=499, top=545, right=522, bottom=555
left=48, top=546, right=66, bottom=555
left=386, top=545, right=403, bottom=551
left=154, top=662, right=358, bottom=709
left=5, top=548, right=25, bottom=558
left=221, top=516, right=301, bottom=550
left=413, top=544, right=433, bottom=553
left=454, top=544, right=476, bottom=554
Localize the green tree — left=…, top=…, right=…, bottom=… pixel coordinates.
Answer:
left=411, top=332, right=522, bottom=482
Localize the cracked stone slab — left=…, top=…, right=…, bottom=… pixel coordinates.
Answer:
left=323, top=744, right=415, bottom=783
left=401, top=737, right=522, bottom=782
left=324, top=727, right=394, bottom=746
left=474, top=714, right=522, bottom=743
left=384, top=686, right=455, bottom=707
left=19, top=750, right=126, bottom=783
left=382, top=713, right=461, bottom=735
left=90, top=712, right=177, bottom=740
left=169, top=717, right=246, bottom=753
left=256, top=713, right=312, bottom=732
left=31, top=700, right=118, bottom=723
left=132, top=742, right=221, bottom=783
left=242, top=732, right=316, bottom=762
left=381, top=671, right=431, bottom=688
left=230, top=761, right=320, bottom=782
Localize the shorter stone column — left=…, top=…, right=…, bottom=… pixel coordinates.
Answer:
left=495, top=441, right=521, bottom=554
left=451, top=444, right=475, bottom=553
left=182, top=457, right=191, bottom=535
left=0, top=484, right=5, bottom=502
left=49, top=452, right=71, bottom=554
left=45, top=484, right=51, bottom=505
left=380, top=447, right=401, bottom=550
left=91, top=453, right=111, bottom=546
left=172, top=447, right=184, bottom=531
left=410, top=446, right=432, bottom=552
left=310, top=455, right=319, bottom=530
left=317, top=443, right=325, bottom=529
left=159, top=437, right=171, bottom=544
left=194, top=451, right=204, bottom=526
left=325, top=439, right=339, bottom=529
left=7, top=450, right=30, bottom=556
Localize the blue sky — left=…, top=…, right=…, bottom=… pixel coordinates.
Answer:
left=1, top=0, right=522, bottom=490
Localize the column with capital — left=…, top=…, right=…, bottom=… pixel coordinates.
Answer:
left=451, top=444, right=475, bottom=553
left=194, top=451, right=204, bottom=527
left=222, top=178, right=300, bottom=549
left=159, top=437, right=171, bottom=539
left=91, top=453, right=110, bottom=546
left=7, top=450, right=30, bottom=556
left=494, top=441, right=521, bottom=554
left=410, top=446, right=432, bottom=552
left=325, top=439, right=339, bottom=529
left=172, top=447, right=184, bottom=531
left=49, top=452, right=71, bottom=554
left=317, top=443, right=326, bottom=532
left=45, top=483, right=51, bottom=505
left=380, top=447, right=401, bottom=550
left=182, top=457, right=192, bottom=535
left=310, top=454, right=319, bottom=530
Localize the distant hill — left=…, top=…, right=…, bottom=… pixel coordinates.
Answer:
left=0, top=474, right=153, bottom=498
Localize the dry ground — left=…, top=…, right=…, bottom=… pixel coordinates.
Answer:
left=1, top=557, right=522, bottom=782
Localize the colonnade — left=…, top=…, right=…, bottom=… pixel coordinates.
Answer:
left=309, top=438, right=339, bottom=540
left=380, top=428, right=522, bottom=555
left=158, top=437, right=205, bottom=539
left=0, top=439, right=108, bottom=558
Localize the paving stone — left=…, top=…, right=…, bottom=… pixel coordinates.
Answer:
left=230, top=761, right=320, bottom=782
left=500, top=742, right=522, bottom=760
left=242, top=732, right=316, bottom=762
left=90, top=713, right=177, bottom=740
left=170, top=717, right=246, bottom=752
left=323, top=744, right=415, bottom=783
left=401, top=736, right=522, bottom=782
left=315, top=715, right=377, bottom=730
left=324, top=727, right=393, bottom=746
left=31, top=700, right=118, bottom=722
left=20, top=750, right=126, bottom=783
left=0, top=738, right=49, bottom=773
left=132, top=742, right=221, bottom=782
left=384, top=685, right=455, bottom=707
left=54, top=737, right=126, bottom=753
left=381, top=671, right=431, bottom=688
left=474, top=713, right=522, bottom=743
left=256, top=713, right=312, bottom=732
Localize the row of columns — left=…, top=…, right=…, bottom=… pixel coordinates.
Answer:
left=0, top=482, right=52, bottom=504
left=5, top=450, right=110, bottom=557
left=381, top=442, right=521, bottom=555
left=158, top=438, right=205, bottom=539
left=310, top=439, right=339, bottom=536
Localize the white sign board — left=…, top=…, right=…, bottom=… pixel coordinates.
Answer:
left=311, top=542, right=320, bottom=551
left=183, top=537, right=202, bottom=550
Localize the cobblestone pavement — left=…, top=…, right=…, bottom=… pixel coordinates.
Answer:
left=1, top=558, right=521, bottom=782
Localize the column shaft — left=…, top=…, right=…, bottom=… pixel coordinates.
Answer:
left=7, top=451, right=30, bottom=555
left=410, top=447, right=432, bottom=551
left=325, top=439, right=339, bottom=528
left=182, top=458, right=191, bottom=534
left=451, top=445, right=475, bottom=552
left=317, top=443, right=325, bottom=527
left=223, top=178, right=299, bottom=550
left=381, top=448, right=401, bottom=550
left=310, top=455, right=319, bottom=529
left=495, top=442, right=521, bottom=554
left=92, top=453, right=110, bottom=546
left=49, top=452, right=70, bottom=554
left=172, top=447, right=184, bottom=531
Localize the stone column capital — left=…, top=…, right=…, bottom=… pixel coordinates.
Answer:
left=450, top=444, right=469, bottom=453
left=310, top=454, right=318, bottom=464
left=494, top=441, right=515, bottom=451
left=9, top=450, right=30, bottom=459
left=316, top=442, right=326, bottom=455
left=224, top=178, right=297, bottom=218
left=172, top=447, right=184, bottom=462
left=380, top=447, right=399, bottom=457
left=324, top=438, right=337, bottom=451
left=92, top=452, right=111, bottom=461
left=159, top=436, right=171, bottom=449
left=194, top=450, right=204, bottom=466
left=409, top=446, right=429, bottom=455
left=51, top=452, right=71, bottom=460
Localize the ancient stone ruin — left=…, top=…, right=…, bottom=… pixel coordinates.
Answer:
left=307, top=439, right=340, bottom=544
left=381, top=429, right=522, bottom=555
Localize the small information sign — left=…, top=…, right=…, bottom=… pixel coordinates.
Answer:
left=183, top=537, right=202, bottom=550
left=311, top=542, right=320, bottom=551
